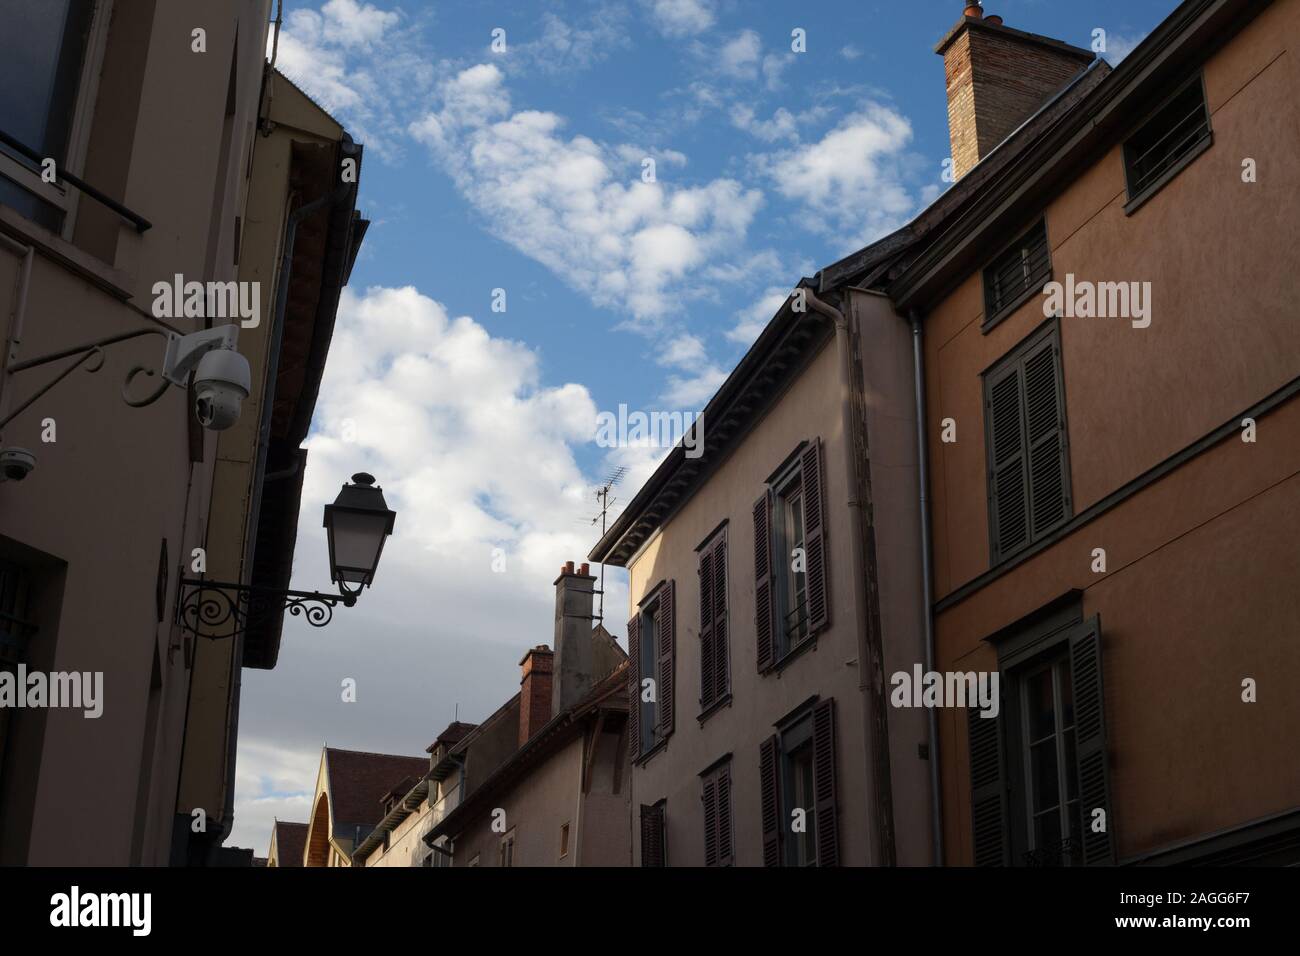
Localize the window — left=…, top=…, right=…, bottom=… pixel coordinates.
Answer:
left=982, top=220, right=1051, bottom=329
left=700, top=761, right=734, bottom=867
left=759, top=699, right=838, bottom=867
left=639, top=801, right=666, bottom=867
left=983, top=321, right=1072, bottom=564
left=754, top=440, right=828, bottom=672
left=559, top=822, right=570, bottom=859
left=968, top=612, right=1114, bottom=867
left=628, top=581, right=675, bottom=759
left=1123, top=74, right=1211, bottom=211
left=498, top=828, right=515, bottom=867
left=0, top=0, right=110, bottom=235
left=697, top=527, right=730, bottom=715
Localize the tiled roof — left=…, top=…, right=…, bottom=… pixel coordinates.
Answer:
left=272, top=821, right=308, bottom=867
left=426, top=720, right=478, bottom=754
left=325, top=748, right=428, bottom=829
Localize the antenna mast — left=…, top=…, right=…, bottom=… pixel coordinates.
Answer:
left=589, top=467, right=626, bottom=624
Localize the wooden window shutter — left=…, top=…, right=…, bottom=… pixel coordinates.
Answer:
left=800, top=439, right=829, bottom=633
left=1070, top=616, right=1115, bottom=866
left=717, top=764, right=734, bottom=866
left=986, top=360, right=1029, bottom=562
left=699, top=544, right=716, bottom=710
left=627, top=612, right=641, bottom=758
left=986, top=324, right=1071, bottom=563
left=640, top=803, right=665, bottom=867
left=702, top=774, right=719, bottom=867
left=967, top=693, right=1009, bottom=866
left=753, top=491, right=775, bottom=672
left=759, top=735, right=781, bottom=867
left=811, top=698, right=839, bottom=866
left=711, top=537, right=729, bottom=700
left=657, top=580, right=675, bottom=738
left=1022, top=334, right=1070, bottom=539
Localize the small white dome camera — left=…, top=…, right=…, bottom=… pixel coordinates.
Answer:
left=192, top=348, right=251, bottom=431
left=0, top=447, right=36, bottom=482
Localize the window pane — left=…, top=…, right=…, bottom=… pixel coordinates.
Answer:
left=1034, top=807, right=1062, bottom=851
left=640, top=608, right=658, bottom=751
left=1058, top=661, right=1075, bottom=729
left=1064, top=728, right=1078, bottom=802
left=1030, top=739, right=1059, bottom=811
left=1026, top=668, right=1055, bottom=741
left=0, top=0, right=95, bottom=164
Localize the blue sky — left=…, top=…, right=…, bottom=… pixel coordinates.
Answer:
left=229, top=0, right=1175, bottom=850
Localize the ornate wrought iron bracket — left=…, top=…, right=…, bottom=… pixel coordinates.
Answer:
left=176, top=578, right=358, bottom=641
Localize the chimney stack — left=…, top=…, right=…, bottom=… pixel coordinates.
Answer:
left=519, top=644, right=554, bottom=744
left=937, top=5, right=1094, bottom=180
left=552, top=561, right=597, bottom=715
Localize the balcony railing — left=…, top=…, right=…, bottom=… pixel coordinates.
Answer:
left=0, top=128, right=152, bottom=233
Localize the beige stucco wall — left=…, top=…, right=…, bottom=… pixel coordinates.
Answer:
left=0, top=1, right=272, bottom=864
left=625, top=337, right=877, bottom=865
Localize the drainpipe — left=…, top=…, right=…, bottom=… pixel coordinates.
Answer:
left=803, top=284, right=888, bottom=866
left=909, top=309, right=944, bottom=867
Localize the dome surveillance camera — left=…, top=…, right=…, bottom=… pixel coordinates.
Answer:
left=0, top=447, right=36, bottom=482
left=192, top=348, right=250, bottom=431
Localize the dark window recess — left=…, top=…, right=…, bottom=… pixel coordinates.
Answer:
left=984, top=322, right=1072, bottom=564
left=754, top=439, right=829, bottom=672
left=640, top=802, right=666, bottom=867
left=983, top=220, right=1051, bottom=324
left=759, top=698, right=839, bottom=867
left=698, top=531, right=729, bottom=711
left=628, top=580, right=675, bottom=758
left=702, top=763, right=734, bottom=866
left=968, top=616, right=1115, bottom=867
left=1124, top=77, right=1210, bottom=201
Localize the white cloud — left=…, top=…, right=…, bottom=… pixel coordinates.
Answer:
left=730, top=104, right=831, bottom=144
left=728, top=286, right=791, bottom=345
left=840, top=44, right=862, bottom=61
left=409, top=64, right=764, bottom=325
left=501, top=10, right=631, bottom=76
left=718, top=29, right=762, bottom=79
left=642, top=0, right=715, bottom=37
left=272, top=2, right=434, bottom=160
left=755, top=103, right=919, bottom=251
left=662, top=364, right=728, bottom=406
left=1102, top=31, right=1145, bottom=65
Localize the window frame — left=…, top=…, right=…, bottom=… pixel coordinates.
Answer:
left=637, top=594, right=662, bottom=756
left=1122, top=72, right=1213, bottom=216
left=0, top=0, right=115, bottom=240
left=696, top=522, right=731, bottom=721
left=980, top=218, right=1053, bottom=333
left=771, top=456, right=812, bottom=664
left=777, top=711, right=817, bottom=867
left=699, top=757, right=734, bottom=867
left=498, top=827, right=515, bottom=867
left=981, top=317, right=1073, bottom=566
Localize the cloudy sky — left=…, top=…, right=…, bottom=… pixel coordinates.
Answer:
left=228, top=0, right=1171, bottom=850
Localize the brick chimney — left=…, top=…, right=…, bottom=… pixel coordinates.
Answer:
left=937, top=3, right=1094, bottom=180
left=519, top=644, right=554, bottom=744
left=552, top=561, right=596, bottom=715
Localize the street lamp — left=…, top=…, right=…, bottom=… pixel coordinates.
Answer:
left=177, top=472, right=397, bottom=640
left=324, top=472, right=396, bottom=595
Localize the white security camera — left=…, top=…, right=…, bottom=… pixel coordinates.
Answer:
left=193, top=348, right=251, bottom=431
left=162, top=325, right=252, bottom=431
left=0, top=447, right=36, bottom=482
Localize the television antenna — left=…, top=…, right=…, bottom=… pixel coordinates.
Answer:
left=587, top=467, right=626, bottom=624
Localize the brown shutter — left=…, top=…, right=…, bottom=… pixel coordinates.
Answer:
left=753, top=491, right=775, bottom=672
left=1070, top=616, right=1115, bottom=865
left=657, top=580, right=675, bottom=738
left=759, top=735, right=781, bottom=867
left=986, top=361, right=1029, bottom=562
left=968, top=692, right=1009, bottom=866
left=702, top=774, right=719, bottom=867
left=712, top=536, right=729, bottom=700
left=1023, top=333, right=1070, bottom=538
left=800, top=439, right=829, bottom=634
left=699, top=544, right=716, bottom=711
left=717, top=764, right=734, bottom=866
left=811, top=698, right=839, bottom=866
left=627, top=612, right=641, bottom=759
left=640, top=803, right=665, bottom=867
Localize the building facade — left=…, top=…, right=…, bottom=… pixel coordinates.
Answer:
left=816, top=0, right=1300, bottom=865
